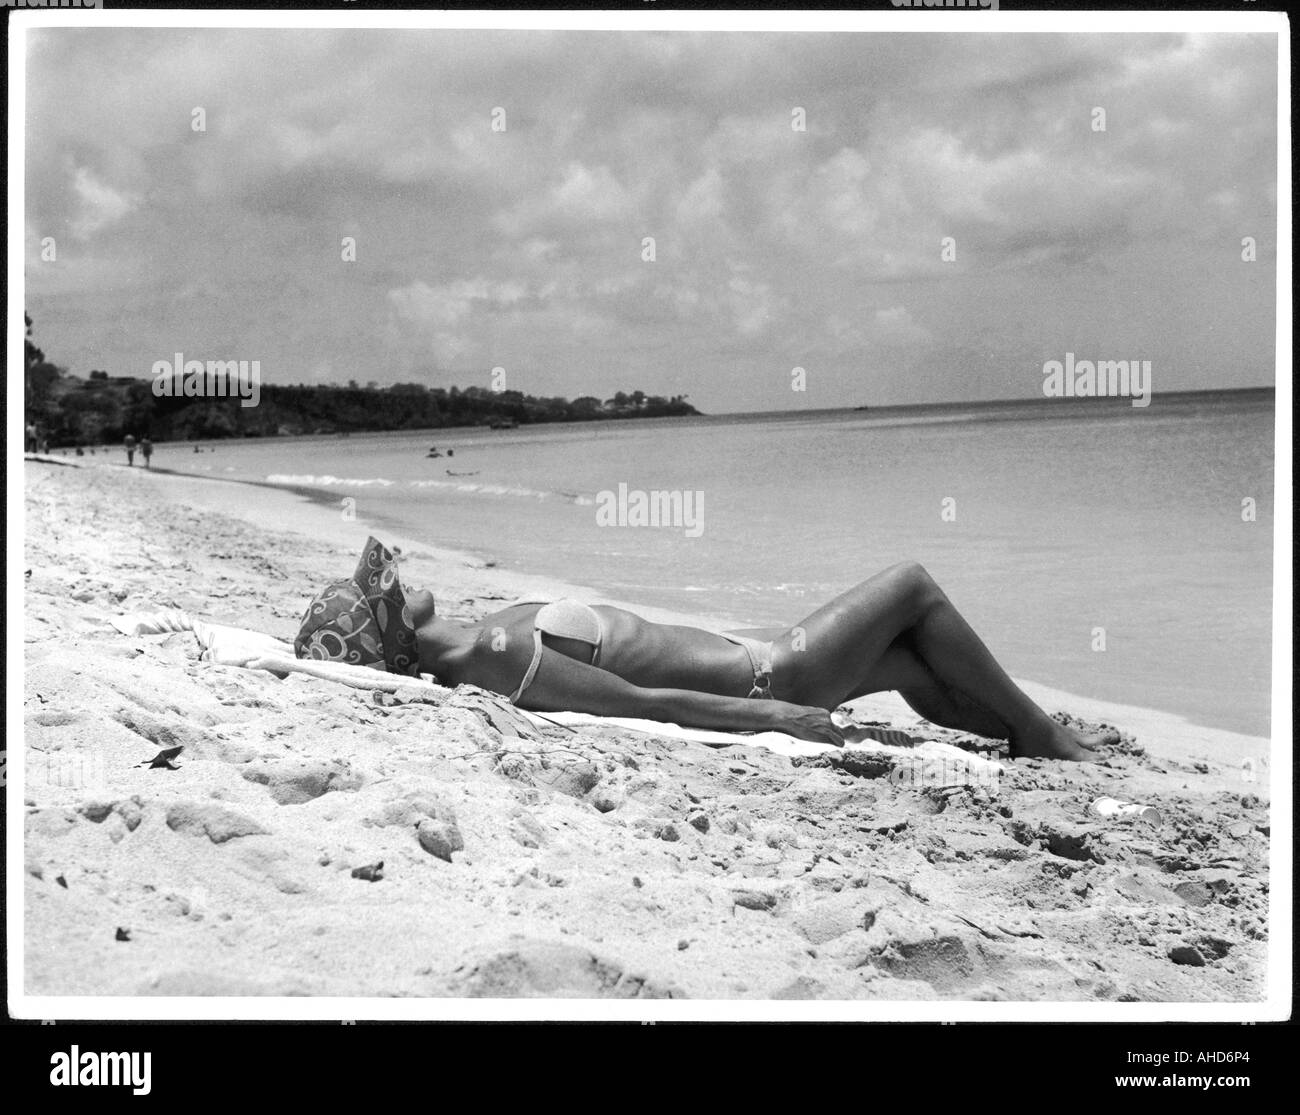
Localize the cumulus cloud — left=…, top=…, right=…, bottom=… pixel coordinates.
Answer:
left=69, top=166, right=136, bottom=239
left=871, top=306, right=931, bottom=346
left=389, top=278, right=529, bottom=327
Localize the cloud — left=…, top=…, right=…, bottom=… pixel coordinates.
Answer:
left=871, top=306, right=931, bottom=346
left=723, top=275, right=774, bottom=338
left=23, top=28, right=1278, bottom=408
left=494, top=161, right=638, bottom=240
left=386, top=277, right=532, bottom=366
left=389, top=278, right=528, bottom=326
left=69, top=166, right=135, bottom=239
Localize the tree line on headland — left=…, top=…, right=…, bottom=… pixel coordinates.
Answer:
left=23, top=313, right=700, bottom=447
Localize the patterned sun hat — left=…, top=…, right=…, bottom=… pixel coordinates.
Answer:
left=294, top=536, right=421, bottom=676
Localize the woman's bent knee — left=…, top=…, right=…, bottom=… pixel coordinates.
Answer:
left=886, top=560, right=943, bottom=615
left=889, top=559, right=929, bottom=581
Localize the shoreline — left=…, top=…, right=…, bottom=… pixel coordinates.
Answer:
left=132, top=412, right=1278, bottom=742
left=52, top=454, right=1272, bottom=768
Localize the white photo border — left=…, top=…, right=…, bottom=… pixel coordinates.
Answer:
left=8, top=6, right=1292, bottom=1023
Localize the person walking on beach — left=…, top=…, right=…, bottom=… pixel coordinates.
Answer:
left=26, top=423, right=39, bottom=453
left=297, top=538, right=1117, bottom=761
left=141, top=437, right=154, bottom=468
left=124, top=433, right=137, bottom=466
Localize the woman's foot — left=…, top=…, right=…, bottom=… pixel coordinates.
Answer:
left=1009, top=720, right=1103, bottom=761
left=1051, top=711, right=1121, bottom=746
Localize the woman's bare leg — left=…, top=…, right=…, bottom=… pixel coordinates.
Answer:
left=846, top=641, right=1012, bottom=739
left=763, top=629, right=1017, bottom=740
left=773, top=562, right=1104, bottom=760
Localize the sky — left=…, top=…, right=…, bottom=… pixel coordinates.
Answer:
left=23, top=28, right=1279, bottom=413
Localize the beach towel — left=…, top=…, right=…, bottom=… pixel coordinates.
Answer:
left=111, top=609, right=441, bottom=691
left=511, top=709, right=1000, bottom=778
left=110, top=608, right=1004, bottom=784
left=516, top=710, right=915, bottom=754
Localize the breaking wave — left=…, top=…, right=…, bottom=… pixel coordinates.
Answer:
left=265, top=473, right=593, bottom=505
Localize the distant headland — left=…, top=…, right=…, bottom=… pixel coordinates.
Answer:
left=23, top=313, right=699, bottom=446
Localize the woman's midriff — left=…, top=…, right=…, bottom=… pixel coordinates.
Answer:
left=590, top=608, right=761, bottom=696
left=472, top=603, right=766, bottom=697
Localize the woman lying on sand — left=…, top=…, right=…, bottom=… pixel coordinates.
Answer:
left=296, top=537, right=1113, bottom=761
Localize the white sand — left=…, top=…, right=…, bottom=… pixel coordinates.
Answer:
left=19, top=458, right=1273, bottom=1006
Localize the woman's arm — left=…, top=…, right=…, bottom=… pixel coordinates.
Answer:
left=509, top=644, right=844, bottom=744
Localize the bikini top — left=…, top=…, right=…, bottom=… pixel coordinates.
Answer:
left=508, top=599, right=604, bottom=704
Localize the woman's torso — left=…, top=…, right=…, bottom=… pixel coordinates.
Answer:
left=464, top=601, right=758, bottom=697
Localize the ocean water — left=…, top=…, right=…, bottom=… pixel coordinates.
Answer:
left=165, top=390, right=1276, bottom=736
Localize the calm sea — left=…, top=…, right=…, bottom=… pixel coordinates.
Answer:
left=163, top=390, right=1276, bottom=736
